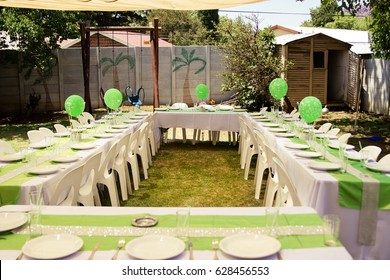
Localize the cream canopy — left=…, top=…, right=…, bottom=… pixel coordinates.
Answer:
left=0, top=0, right=266, bottom=11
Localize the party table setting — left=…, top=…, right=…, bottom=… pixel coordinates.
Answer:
left=0, top=205, right=352, bottom=260
left=246, top=92, right=390, bottom=260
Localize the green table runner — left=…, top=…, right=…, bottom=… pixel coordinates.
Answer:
left=1, top=213, right=334, bottom=251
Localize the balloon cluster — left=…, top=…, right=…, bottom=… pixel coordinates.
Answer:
left=269, top=78, right=288, bottom=101
left=65, top=95, right=85, bottom=117
left=299, top=96, right=323, bottom=123
left=195, top=84, right=209, bottom=100
left=104, top=88, right=123, bottom=110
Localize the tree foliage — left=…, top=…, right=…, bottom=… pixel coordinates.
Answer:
left=216, top=16, right=291, bottom=111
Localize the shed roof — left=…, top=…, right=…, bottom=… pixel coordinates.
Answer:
left=275, top=32, right=352, bottom=47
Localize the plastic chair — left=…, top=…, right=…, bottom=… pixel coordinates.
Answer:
left=147, top=114, right=158, bottom=156
left=291, top=112, right=300, bottom=120
left=242, top=118, right=259, bottom=180
left=238, top=115, right=249, bottom=168
left=78, top=151, right=103, bottom=206
left=54, top=124, right=70, bottom=134
left=81, top=112, right=95, bottom=124
left=318, top=122, right=332, bottom=133
left=136, top=122, right=151, bottom=180
left=49, top=164, right=83, bottom=206
left=360, top=145, right=382, bottom=161
left=262, top=141, right=279, bottom=207
left=272, top=156, right=301, bottom=207
left=253, top=128, right=272, bottom=200
left=126, top=129, right=141, bottom=191
left=171, top=103, right=189, bottom=143
left=338, top=133, right=352, bottom=144
left=326, top=128, right=340, bottom=137
left=97, top=141, right=121, bottom=207
left=27, top=130, right=46, bottom=145
left=113, top=133, right=131, bottom=201
left=70, top=119, right=83, bottom=129
left=378, top=154, right=390, bottom=164
left=0, top=139, right=15, bottom=156
left=38, top=127, right=55, bottom=137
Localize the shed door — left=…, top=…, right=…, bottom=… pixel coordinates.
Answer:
left=327, top=50, right=348, bottom=103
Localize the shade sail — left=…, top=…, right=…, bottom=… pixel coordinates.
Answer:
left=0, top=0, right=266, bottom=11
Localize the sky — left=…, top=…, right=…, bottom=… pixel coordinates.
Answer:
left=219, top=0, right=322, bottom=28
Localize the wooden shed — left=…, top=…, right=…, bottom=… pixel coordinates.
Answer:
left=276, top=32, right=352, bottom=108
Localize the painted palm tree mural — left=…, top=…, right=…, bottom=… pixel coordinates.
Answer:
left=100, top=52, right=135, bottom=91
left=172, top=48, right=206, bottom=105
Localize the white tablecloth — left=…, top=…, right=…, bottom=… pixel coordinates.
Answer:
left=249, top=115, right=390, bottom=260
left=0, top=205, right=352, bottom=260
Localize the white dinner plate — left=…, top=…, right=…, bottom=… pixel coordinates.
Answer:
left=124, top=120, right=139, bottom=124
left=94, top=133, right=115, bottom=138
left=167, top=107, right=180, bottom=110
left=29, top=142, right=52, bottom=149
left=111, top=124, right=128, bottom=129
left=256, top=118, right=271, bottom=122
left=268, top=127, right=288, bottom=133
left=295, top=151, right=322, bottom=158
left=0, top=153, right=24, bottom=162
left=94, top=119, right=106, bottom=124
left=54, top=132, right=71, bottom=137
left=345, top=152, right=361, bottom=161
left=261, top=123, right=279, bottom=127
left=70, top=143, right=96, bottom=150
left=366, top=163, right=390, bottom=173
left=51, top=155, right=80, bottom=163
left=22, top=234, right=83, bottom=260
left=233, top=108, right=246, bottom=112
left=154, top=108, right=168, bottom=111
left=0, top=212, right=28, bottom=232
left=135, top=113, right=149, bottom=116
left=125, top=235, right=185, bottom=260
left=274, top=132, right=295, bottom=138
left=28, top=165, right=60, bottom=175
left=284, top=143, right=310, bottom=150
left=249, top=112, right=262, bottom=116
left=219, top=234, right=281, bottom=259
left=308, top=162, right=341, bottom=171
left=316, top=134, right=338, bottom=140
left=105, top=129, right=122, bottom=134
left=252, top=115, right=267, bottom=119
left=328, top=143, right=355, bottom=150
left=131, top=116, right=145, bottom=119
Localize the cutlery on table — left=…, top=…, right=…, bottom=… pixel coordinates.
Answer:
left=111, top=239, right=125, bottom=260
left=88, top=241, right=100, bottom=260
left=212, top=240, right=219, bottom=260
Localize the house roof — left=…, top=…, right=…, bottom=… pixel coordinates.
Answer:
left=275, top=32, right=352, bottom=47
left=60, top=31, right=173, bottom=49
left=272, top=25, right=371, bottom=55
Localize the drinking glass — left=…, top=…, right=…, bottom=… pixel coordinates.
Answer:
left=323, top=214, right=340, bottom=247
left=360, top=150, right=370, bottom=167
left=265, top=207, right=279, bottom=237
left=176, top=208, right=190, bottom=242
left=29, top=189, right=43, bottom=238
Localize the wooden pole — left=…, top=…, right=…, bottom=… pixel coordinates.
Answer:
left=79, top=21, right=92, bottom=113
left=151, top=18, right=160, bottom=108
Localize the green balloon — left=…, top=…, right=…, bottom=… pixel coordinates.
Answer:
left=299, top=96, right=323, bottom=123
left=269, top=78, right=288, bottom=101
left=195, top=84, right=209, bottom=100
left=64, top=95, right=85, bottom=117
left=104, top=88, right=123, bottom=110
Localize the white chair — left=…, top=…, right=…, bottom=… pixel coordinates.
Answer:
left=262, top=141, right=279, bottom=207
left=253, top=128, right=272, bottom=200
left=27, top=130, right=46, bottom=145
left=78, top=151, right=103, bottom=206
left=238, top=115, right=249, bottom=168
left=97, top=141, right=120, bottom=207
left=378, top=154, right=390, bottom=164
left=291, top=111, right=300, bottom=120
left=113, top=133, right=131, bottom=201
left=242, top=118, right=259, bottom=180
left=326, top=128, right=340, bottom=137
left=171, top=103, right=188, bottom=143
left=81, top=112, right=95, bottom=124
left=318, top=122, right=332, bottom=133
left=360, top=145, right=382, bottom=161
left=136, top=122, right=151, bottom=180
left=126, top=129, right=141, bottom=191
left=70, top=119, right=83, bottom=129
left=49, top=164, right=83, bottom=206
left=272, top=156, right=301, bottom=207
left=38, top=127, right=55, bottom=137
left=338, top=133, right=352, bottom=144
left=54, top=124, right=70, bottom=134
left=0, top=139, right=15, bottom=156
left=146, top=114, right=158, bottom=156
left=289, top=108, right=297, bottom=115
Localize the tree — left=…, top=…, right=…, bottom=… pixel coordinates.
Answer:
left=0, top=8, right=82, bottom=112
left=369, top=0, right=390, bottom=59
left=303, top=0, right=340, bottom=27
left=172, top=48, right=206, bottom=105
left=197, top=10, right=219, bottom=39
left=216, top=16, right=291, bottom=111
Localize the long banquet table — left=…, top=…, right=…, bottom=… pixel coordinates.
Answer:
left=0, top=205, right=352, bottom=260
left=0, top=112, right=149, bottom=205
left=246, top=113, right=390, bottom=260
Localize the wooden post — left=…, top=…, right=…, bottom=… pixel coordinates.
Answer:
left=150, top=18, right=160, bottom=108
left=79, top=21, right=92, bottom=113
